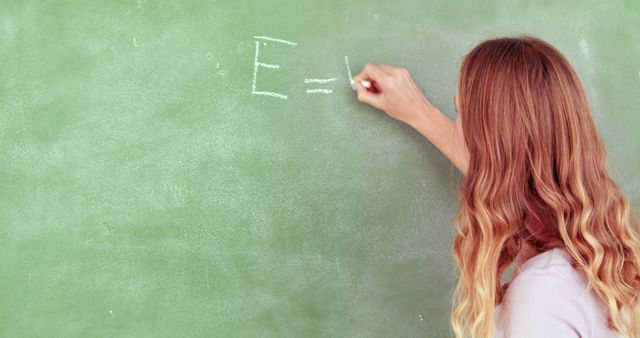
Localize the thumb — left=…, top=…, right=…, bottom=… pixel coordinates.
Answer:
left=354, top=80, right=383, bottom=109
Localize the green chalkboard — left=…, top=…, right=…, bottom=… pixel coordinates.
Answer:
left=2, top=1, right=639, bottom=337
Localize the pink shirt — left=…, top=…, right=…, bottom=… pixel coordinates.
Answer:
left=493, top=247, right=622, bottom=337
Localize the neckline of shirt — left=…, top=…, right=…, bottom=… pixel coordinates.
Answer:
left=512, top=247, right=572, bottom=280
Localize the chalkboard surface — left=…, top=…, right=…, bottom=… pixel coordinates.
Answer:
left=2, top=1, right=639, bottom=337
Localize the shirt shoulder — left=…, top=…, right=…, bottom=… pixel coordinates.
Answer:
left=493, top=248, right=619, bottom=338
left=496, top=264, right=586, bottom=337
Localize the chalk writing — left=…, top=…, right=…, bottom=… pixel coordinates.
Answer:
left=253, top=36, right=298, bottom=46
left=345, top=55, right=356, bottom=90
left=306, top=89, right=333, bottom=94
left=251, top=36, right=297, bottom=99
left=304, top=78, right=337, bottom=94
left=304, top=78, right=337, bottom=83
left=252, top=36, right=354, bottom=99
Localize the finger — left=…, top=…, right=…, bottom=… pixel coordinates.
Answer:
left=355, top=80, right=383, bottom=109
left=353, top=64, right=388, bottom=86
left=378, top=65, right=412, bottom=82
left=369, top=64, right=394, bottom=75
left=352, top=70, right=366, bottom=84
left=377, top=64, right=399, bottom=74
left=352, top=72, right=375, bottom=90
left=353, top=66, right=389, bottom=95
left=362, top=63, right=391, bottom=83
left=353, top=69, right=374, bottom=82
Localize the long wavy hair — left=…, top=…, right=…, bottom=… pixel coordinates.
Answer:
left=450, top=35, right=640, bottom=337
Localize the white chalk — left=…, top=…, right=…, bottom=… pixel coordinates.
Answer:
left=360, top=80, right=372, bottom=89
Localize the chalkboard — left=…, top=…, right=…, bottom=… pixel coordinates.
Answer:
left=2, top=1, right=639, bottom=337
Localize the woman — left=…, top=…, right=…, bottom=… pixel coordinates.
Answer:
left=353, top=36, right=640, bottom=338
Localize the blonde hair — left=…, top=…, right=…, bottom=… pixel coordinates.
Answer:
left=450, top=35, right=640, bottom=337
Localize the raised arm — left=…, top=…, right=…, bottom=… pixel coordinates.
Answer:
left=353, top=64, right=469, bottom=174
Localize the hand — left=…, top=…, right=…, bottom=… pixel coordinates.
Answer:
left=353, top=64, right=436, bottom=127
left=353, top=63, right=470, bottom=174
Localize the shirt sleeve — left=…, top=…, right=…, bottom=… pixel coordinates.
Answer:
left=494, top=268, right=589, bottom=338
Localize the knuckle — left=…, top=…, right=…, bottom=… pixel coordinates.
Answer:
left=397, top=68, right=409, bottom=77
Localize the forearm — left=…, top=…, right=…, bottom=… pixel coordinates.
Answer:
left=407, top=106, right=469, bottom=175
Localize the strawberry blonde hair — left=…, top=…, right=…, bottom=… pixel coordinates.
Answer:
left=450, top=35, right=640, bottom=337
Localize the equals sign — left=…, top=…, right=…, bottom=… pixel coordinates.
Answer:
left=304, top=78, right=336, bottom=94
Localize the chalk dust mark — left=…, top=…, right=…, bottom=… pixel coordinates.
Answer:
left=102, top=222, right=113, bottom=236
left=579, top=38, right=590, bottom=60
left=205, top=264, right=211, bottom=290
left=133, top=37, right=138, bottom=47
left=376, top=15, right=431, bottom=35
